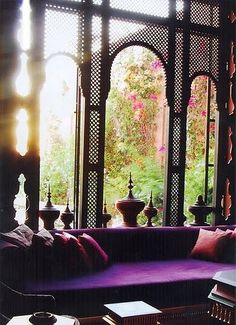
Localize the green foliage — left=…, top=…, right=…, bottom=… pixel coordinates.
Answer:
left=184, top=158, right=214, bottom=223
left=104, top=46, right=166, bottom=225
left=40, top=113, right=74, bottom=205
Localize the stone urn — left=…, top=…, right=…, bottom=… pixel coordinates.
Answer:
left=143, top=191, right=158, bottom=227
left=188, top=195, right=213, bottom=226
left=60, top=199, right=74, bottom=229
left=115, top=174, right=145, bottom=227
left=39, top=185, right=60, bottom=230
left=101, top=200, right=112, bottom=228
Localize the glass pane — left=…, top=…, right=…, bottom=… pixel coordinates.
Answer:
left=40, top=55, right=77, bottom=229
left=185, top=76, right=217, bottom=224
left=16, top=108, right=28, bottom=156
left=14, top=174, right=28, bottom=224
left=15, top=53, right=30, bottom=97
left=17, top=0, right=31, bottom=51
left=104, top=46, right=167, bottom=227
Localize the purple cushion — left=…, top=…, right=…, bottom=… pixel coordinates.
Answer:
left=78, top=233, right=109, bottom=270
left=24, top=259, right=236, bottom=317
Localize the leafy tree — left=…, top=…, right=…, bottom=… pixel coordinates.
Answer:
left=105, top=46, right=166, bottom=225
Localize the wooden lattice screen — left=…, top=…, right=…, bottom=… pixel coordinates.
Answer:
left=0, top=0, right=235, bottom=230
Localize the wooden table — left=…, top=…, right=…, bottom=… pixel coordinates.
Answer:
left=78, top=303, right=211, bottom=325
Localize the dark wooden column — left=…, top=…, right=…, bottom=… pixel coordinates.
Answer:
left=164, top=0, right=189, bottom=226
left=24, top=0, right=45, bottom=230
left=0, top=1, right=21, bottom=231
left=214, top=0, right=236, bottom=225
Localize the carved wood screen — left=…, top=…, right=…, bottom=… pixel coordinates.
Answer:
left=0, top=0, right=235, bottom=230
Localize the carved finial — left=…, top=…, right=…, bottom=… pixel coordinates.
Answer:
left=148, top=191, right=154, bottom=208
left=103, top=198, right=108, bottom=214
left=127, top=173, right=134, bottom=199
left=45, top=183, right=53, bottom=207
left=64, top=197, right=71, bottom=213
left=102, top=199, right=112, bottom=228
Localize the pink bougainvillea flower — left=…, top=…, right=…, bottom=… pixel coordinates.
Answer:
left=149, top=93, right=158, bottom=101
left=201, top=110, right=207, bottom=117
left=151, top=59, right=162, bottom=71
left=200, top=75, right=208, bottom=81
left=132, top=101, right=144, bottom=110
left=158, top=145, right=166, bottom=153
left=188, top=96, right=196, bottom=109
left=127, top=93, right=137, bottom=101
left=134, top=109, right=144, bottom=121
left=210, top=123, right=215, bottom=132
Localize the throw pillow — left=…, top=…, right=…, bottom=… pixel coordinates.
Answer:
left=223, top=229, right=236, bottom=263
left=62, top=232, right=92, bottom=272
left=53, top=232, right=90, bottom=277
left=28, top=229, right=55, bottom=280
left=32, top=228, right=54, bottom=247
left=78, top=233, right=109, bottom=270
left=190, top=228, right=231, bottom=262
left=0, top=224, right=33, bottom=247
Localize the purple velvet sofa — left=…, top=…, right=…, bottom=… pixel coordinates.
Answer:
left=0, top=225, right=235, bottom=317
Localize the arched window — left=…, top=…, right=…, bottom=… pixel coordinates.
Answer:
left=185, top=76, right=217, bottom=224
left=39, top=55, right=78, bottom=228
left=104, top=46, right=168, bottom=226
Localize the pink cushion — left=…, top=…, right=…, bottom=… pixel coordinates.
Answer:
left=79, top=233, right=109, bottom=270
left=63, top=232, right=91, bottom=270
left=53, top=232, right=90, bottom=276
left=190, top=228, right=231, bottom=262
left=224, top=229, right=236, bottom=263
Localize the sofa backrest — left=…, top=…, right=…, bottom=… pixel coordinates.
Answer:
left=52, top=225, right=235, bottom=262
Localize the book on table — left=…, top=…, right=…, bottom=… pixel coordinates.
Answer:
left=208, top=270, right=236, bottom=307
left=103, top=300, right=162, bottom=325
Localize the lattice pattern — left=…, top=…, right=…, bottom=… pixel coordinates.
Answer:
left=174, top=30, right=184, bottom=113
left=189, top=32, right=219, bottom=80
left=93, top=0, right=102, bottom=4
left=44, top=5, right=79, bottom=58
left=89, top=110, right=100, bottom=164
left=80, top=12, right=85, bottom=63
left=87, top=171, right=98, bottom=227
left=170, top=173, right=180, bottom=226
left=172, top=117, right=181, bottom=166
left=91, top=15, right=102, bottom=105
left=190, top=0, right=220, bottom=27
left=110, top=0, right=169, bottom=18
left=176, top=0, right=184, bottom=20
left=109, top=18, right=169, bottom=62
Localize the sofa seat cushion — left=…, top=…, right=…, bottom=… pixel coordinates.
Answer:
left=24, top=259, right=236, bottom=316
